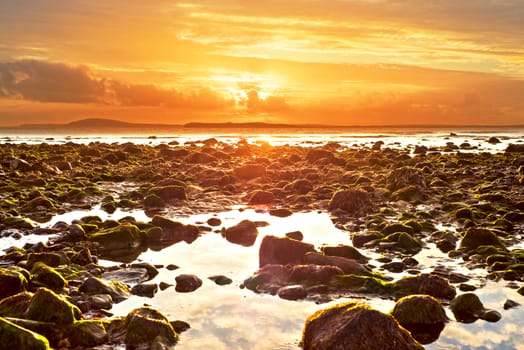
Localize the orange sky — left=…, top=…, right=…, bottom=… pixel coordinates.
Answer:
left=1, top=0, right=523, bottom=126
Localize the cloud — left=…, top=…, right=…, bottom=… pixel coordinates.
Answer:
left=0, top=60, right=105, bottom=103
left=243, top=89, right=290, bottom=113
left=0, top=60, right=233, bottom=110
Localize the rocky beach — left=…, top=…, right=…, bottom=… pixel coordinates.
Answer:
left=0, top=130, right=523, bottom=349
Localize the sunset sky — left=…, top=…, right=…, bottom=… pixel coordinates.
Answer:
left=1, top=0, right=523, bottom=126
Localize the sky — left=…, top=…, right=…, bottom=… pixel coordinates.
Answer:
left=0, top=0, right=523, bottom=126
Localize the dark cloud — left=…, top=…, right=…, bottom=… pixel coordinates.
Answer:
left=244, top=89, right=290, bottom=113
left=0, top=60, right=232, bottom=110
left=0, top=60, right=105, bottom=103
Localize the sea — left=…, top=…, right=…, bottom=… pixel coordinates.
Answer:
left=1, top=125, right=524, bottom=350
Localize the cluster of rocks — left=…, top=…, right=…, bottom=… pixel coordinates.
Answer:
left=0, top=138, right=523, bottom=347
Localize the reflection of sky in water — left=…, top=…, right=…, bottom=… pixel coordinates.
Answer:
left=16, top=206, right=524, bottom=349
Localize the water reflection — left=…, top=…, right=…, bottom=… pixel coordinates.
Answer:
left=19, top=205, right=524, bottom=349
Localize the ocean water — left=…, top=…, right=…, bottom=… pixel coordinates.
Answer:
left=1, top=126, right=524, bottom=349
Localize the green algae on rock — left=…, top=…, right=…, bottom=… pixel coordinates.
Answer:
left=302, top=302, right=423, bottom=350
left=26, top=288, right=81, bottom=326
left=125, top=306, right=179, bottom=347
left=0, top=316, right=51, bottom=350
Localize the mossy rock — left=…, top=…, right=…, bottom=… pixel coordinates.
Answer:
left=79, top=277, right=130, bottom=303
left=450, top=293, right=500, bottom=323
left=402, top=219, right=423, bottom=233
left=334, top=274, right=391, bottom=295
left=27, top=252, right=69, bottom=269
left=0, top=292, right=33, bottom=318
left=125, top=307, right=178, bottom=347
left=0, top=316, right=51, bottom=350
left=144, top=193, right=166, bottom=208
left=382, top=232, right=422, bottom=252
left=382, top=223, right=414, bottom=236
left=1, top=216, right=34, bottom=230
left=70, top=320, right=108, bottom=347
left=0, top=267, right=29, bottom=299
left=26, top=288, right=81, bottom=326
left=393, top=274, right=456, bottom=300
left=302, top=302, right=423, bottom=350
left=328, top=188, right=376, bottom=217
left=30, top=262, right=67, bottom=290
left=89, top=223, right=144, bottom=253
left=459, top=227, right=506, bottom=251
left=391, top=294, right=447, bottom=326
left=147, top=185, right=187, bottom=202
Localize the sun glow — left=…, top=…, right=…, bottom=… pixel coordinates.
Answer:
left=210, top=72, right=283, bottom=104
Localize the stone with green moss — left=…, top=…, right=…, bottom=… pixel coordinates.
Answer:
left=70, top=320, right=108, bottom=347
left=26, top=288, right=81, bottom=326
left=391, top=294, right=447, bottom=326
left=89, top=223, right=144, bottom=253
left=459, top=227, right=506, bottom=251
left=0, top=267, right=29, bottom=299
left=79, top=277, right=130, bottom=303
left=0, top=292, right=33, bottom=318
left=31, top=262, right=67, bottom=290
left=0, top=316, right=50, bottom=350
left=125, top=306, right=178, bottom=347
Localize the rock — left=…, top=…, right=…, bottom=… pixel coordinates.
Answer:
left=391, top=295, right=447, bottom=344
left=277, top=285, right=307, bottom=300
left=171, top=320, right=191, bottom=333
left=248, top=190, right=275, bottom=205
left=207, top=217, right=221, bottom=226
left=0, top=292, right=33, bottom=318
left=394, top=274, right=456, bottom=300
left=89, top=223, right=143, bottom=253
left=0, top=267, right=28, bottom=299
left=302, top=302, right=423, bottom=350
left=208, top=275, right=233, bottom=285
left=304, top=252, right=370, bottom=275
left=328, top=188, right=376, bottom=217
left=459, top=227, right=506, bottom=251
left=131, top=283, right=158, bottom=298
left=79, top=277, right=130, bottom=303
left=30, top=262, right=67, bottom=290
left=234, top=164, right=266, bottom=180
left=130, top=262, right=159, bottom=280
left=503, top=299, right=520, bottom=310
left=352, top=231, right=382, bottom=248
left=487, top=137, right=501, bottom=144
left=223, top=220, right=259, bottom=246
left=125, top=307, right=178, bottom=347
left=85, top=294, right=113, bottom=310
left=26, top=288, right=81, bottom=325
left=147, top=185, right=187, bottom=202
left=306, top=149, right=335, bottom=163
left=26, top=252, right=68, bottom=269
left=0, top=316, right=51, bottom=350
left=321, top=245, right=367, bottom=262
left=450, top=293, right=501, bottom=323
left=289, top=264, right=344, bottom=285
left=70, top=320, right=108, bottom=347
left=259, top=235, right=315, bottom=267
left=380, top=232, right=422, bottom=253
left=102, top=267, right=149, bottom=285
left=175, top=274, right=202, bottom=293
left=269, top=208, right=293, bottom=217
left=285, top=230, right=303, bottom=240
left=150, top=216, right=200, bottom=244
left=284, top=179, right=313, bottom=195
left=387, top=166, right=427, bottom=192
left=506, top=144, right=524, bottom=153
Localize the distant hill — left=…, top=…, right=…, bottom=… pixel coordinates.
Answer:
left=183, top=122, right=332, bottom=129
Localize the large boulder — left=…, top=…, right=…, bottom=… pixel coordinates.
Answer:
left=223, top=220, right=259, bottom=247
left=328, top=189, right=376, bottom=217
left=89, top=223, right=143, bottom=253
left=302, top=302, right=423, bottom=350
left=30, top=262, right=67, bottom=291
left=125, top=307, right=178, bottom=347
left=0, top=317, right=50, bottom=350
left=394, top=274, right=456, bottom=300
left=0, top=292, right=33, bottom=318
left=391, top=295, right=447, bottom=344
left=459, top=227, right=506, bottom=251
left=259, top=235, right=315, bottom=267
left=70, top=320, right=108, bottom=348
left=26, top=288, right=81, bottom=326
